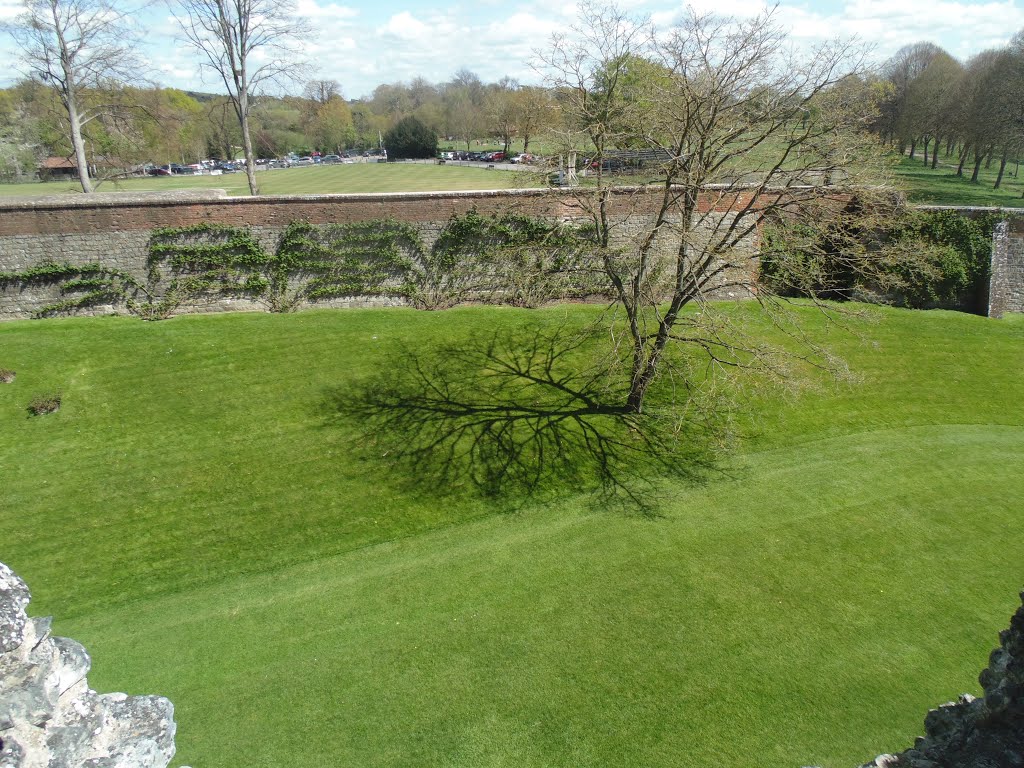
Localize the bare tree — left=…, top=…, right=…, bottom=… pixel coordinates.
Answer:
left=172, top=0, right=309, bottom=195
left=303, top=79, right=341, bottom=105
left=536, top=2, right=894, bottom=414
left=3, top=0, right=143, bottom=193
left=486, top=78, right=519, bottom=156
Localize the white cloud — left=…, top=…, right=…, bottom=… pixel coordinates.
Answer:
left=6, top=0, right=1016, bottom=100
left=777, top=0, right=1024, bottom=60
left=0, top=0, right=22, bottom=21
left=380, top=11, right=430, bottom=40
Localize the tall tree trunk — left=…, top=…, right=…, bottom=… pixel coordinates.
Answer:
left=956, top=144, right=969, bottom=177
left=922, top=137, right=930, bottom=166
left=241, top=116, right=259, bottom=195
left=67, top=103, right=94, bottom=193
left=970, top=146, right=985, bottom=183
left=931, top=135, right=941, bottom=169
left=236, top=84, right=259, bottom=196
left=994, top=148, right=1008, bottom=189
left=61, top=70, right=93, bottom=193
left=908, top=138, right=917, bottom=160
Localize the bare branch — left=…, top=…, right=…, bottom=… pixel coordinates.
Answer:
left=170, top=0, right=311, bottom=194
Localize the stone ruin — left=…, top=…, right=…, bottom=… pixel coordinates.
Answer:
left=0, top=562, right=176, bottom=768
left=856, top=589, right=1024, bottom=768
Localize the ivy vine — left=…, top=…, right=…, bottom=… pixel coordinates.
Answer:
left=3, top=211, right=604, bottom=320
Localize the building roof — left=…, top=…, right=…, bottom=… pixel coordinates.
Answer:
left=40, top=156, right=78, bottom=170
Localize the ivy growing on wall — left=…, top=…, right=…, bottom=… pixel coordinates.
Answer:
left=1, top=210, right=603, bottom=320
left=0, top=263, right=141, bottom=318
left=411, top=210, right=601, bottom=309
left=137, top=222, right=272, bottom=319
left=270, top=221, right=421, bottom=311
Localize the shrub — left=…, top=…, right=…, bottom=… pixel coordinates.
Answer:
left=760, top=208, right=998, bottom=312
left=27, top=393, right=61, bottom=415
left=383, top=117, right=438, bottom=160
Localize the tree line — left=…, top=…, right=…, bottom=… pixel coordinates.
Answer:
left=0, top=0, right=558, bottom=194
left=0, top=74, right=552, bottom=179
left=875, top=34, right=1024, bottom=191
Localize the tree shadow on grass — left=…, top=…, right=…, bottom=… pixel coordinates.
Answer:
left=323, top=321, right=728, bottom=514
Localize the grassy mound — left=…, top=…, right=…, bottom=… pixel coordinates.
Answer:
left=1, top=304, right=1022, bottom=768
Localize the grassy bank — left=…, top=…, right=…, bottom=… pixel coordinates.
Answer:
left=1, top=304, right=1022, bottom=767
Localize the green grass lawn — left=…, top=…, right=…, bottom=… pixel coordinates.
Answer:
left=5, top=147, right=1024, bottom=209
left=2, top=304, right=1023, bottom=768
left=893, top=154, right=1024, bottom=208
left=0, top=162, right=539, bottom=198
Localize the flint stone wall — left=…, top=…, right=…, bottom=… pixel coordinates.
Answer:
left=851, top=590, right=1024, bottom=768
left=0, top=562, right=176, bottom=768
left=991, top=217, right=1024, bottom=318
left=0, top=187, right=756, bottom=320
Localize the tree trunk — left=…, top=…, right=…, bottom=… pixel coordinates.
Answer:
left=908, top=138, right=917, bottom=160
left=956, top=144, right=969, bottom=177
left=522, top=133, right=530, bottom=154
left=61, top=68, right=93, bottom=193
left=67, top=103, right=94, bottom=193
left=970, top=147, right=985, bottom=183
left=931, top=136, right=940, bottom=169
left=922, top=137, right=930, bottom=166
left=994, top=148, right=1008, bottom=189
left=237, top=85, right=259, bottom=196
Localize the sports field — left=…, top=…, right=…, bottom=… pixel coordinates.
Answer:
left=2, top=303, right=1022, bottom=768
left=0, top=162, right=537, bottom=197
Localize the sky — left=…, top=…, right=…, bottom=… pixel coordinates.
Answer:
left=1, top=0, right=1023, bottom=99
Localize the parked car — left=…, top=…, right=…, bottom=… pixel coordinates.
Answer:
left=292, top=157, right=314, bottom=166
left=511, top=153, right=536, bottom=164
left=148, top=165, right=172, bottom=176
left=320, top=154, right=341, bottom=164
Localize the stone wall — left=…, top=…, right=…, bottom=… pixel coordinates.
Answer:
left=0, top=562, right=177, bottom=768
left=990, top=217, right=1024, bottom=318
left=3, top=189, right=1021, bottom=321
left=0, top=187, right=756, bottom=321
left=854, top=590, right=1024, bottom=768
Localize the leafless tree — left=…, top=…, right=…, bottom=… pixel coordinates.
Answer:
left=3, top=0, right=143, bottom=193
left=536, top=2, right=895, bottom=414
left=303, top=79, right=342, bottom=105
left=172, top=0, right=309, bottom=195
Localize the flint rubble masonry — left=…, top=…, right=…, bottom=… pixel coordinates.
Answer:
left=1, top=189, right=1020, bottom=320
left=0, top=187, right=758, bottom=320
left=0, top=562, right=177, bottom=768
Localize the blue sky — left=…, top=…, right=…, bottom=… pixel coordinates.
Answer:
left=2, top=0, right=1023, bottom=99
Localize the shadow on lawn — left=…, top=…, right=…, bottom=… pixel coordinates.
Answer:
left=324, top=321, right=725, bottom=513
